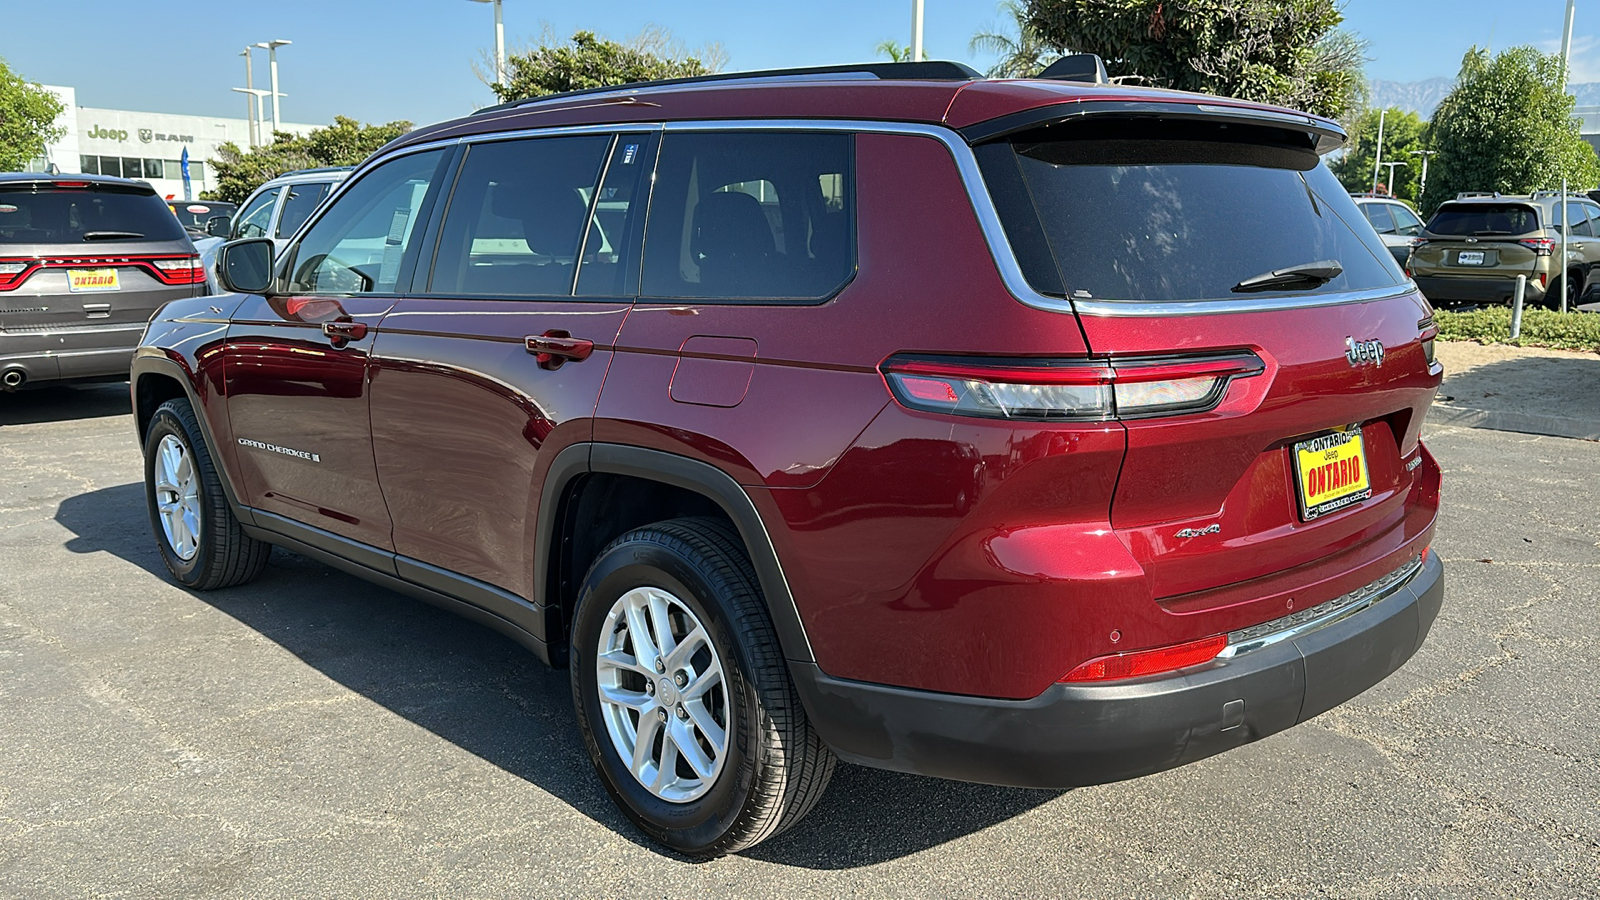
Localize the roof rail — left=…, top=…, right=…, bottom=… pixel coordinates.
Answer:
left=471, top=60, right=984, bottom=117
left=280, top=165, right=357, bottom=177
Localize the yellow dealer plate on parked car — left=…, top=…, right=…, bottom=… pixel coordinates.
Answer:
left=67, top=268, right=119, bottom=293
left=1293, top=428, right=1371, bottom=520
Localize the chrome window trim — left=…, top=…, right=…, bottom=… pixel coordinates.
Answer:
left=1215, top=556, right=1425, bottom=660
left=369, top=117, right=1418, bottom=318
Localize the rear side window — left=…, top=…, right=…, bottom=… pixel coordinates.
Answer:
left=275, top=182, right=333, bottom=238
left=0, top=186, right=188, bottom=244
left=981, top=119, right=1403, bottom=303
left=1392, top=205, right=1423, bottom=235
left=641, top=132, right=854, bottom=302
left=427, top=136, right=611, bottom=297
left=1425, top=203, right=1540, bottom=237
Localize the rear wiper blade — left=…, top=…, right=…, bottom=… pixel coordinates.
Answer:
left=1231, top=260, right=1343, bottom=293
left=81, top=231, right=144, bottom=241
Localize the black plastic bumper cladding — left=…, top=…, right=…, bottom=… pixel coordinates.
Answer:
left=791, top=553, right=1443, bottom=789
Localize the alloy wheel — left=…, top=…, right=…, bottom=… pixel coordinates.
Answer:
left=153, top=434, right=201, bottom=561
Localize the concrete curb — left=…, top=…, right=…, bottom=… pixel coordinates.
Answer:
left=1430, top=403, right=1600, bottom=441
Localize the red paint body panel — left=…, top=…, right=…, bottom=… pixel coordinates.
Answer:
left=369, top=298, right=629, bottom=595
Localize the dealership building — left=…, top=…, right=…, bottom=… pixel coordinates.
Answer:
left=22, top=85, right=320, bottom=200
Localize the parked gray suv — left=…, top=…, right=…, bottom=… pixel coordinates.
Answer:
left=0, top=174, right=205, bottom=390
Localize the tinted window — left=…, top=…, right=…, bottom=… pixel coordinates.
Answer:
left=1560, top=202, right=1592, bottom=237
left=232, top=187, right=280, bottom=239
left=1392, top=205, right=1423, bottom=235
left=1362, top=203, right=1395, bottom=234
left=168, top=201, right=237, bottom=232
left=578, top=135, right=656, bottom=296
left=428, top=136, right=609, bottom=297
left=1426, top=203, right=1540, bottom=236
left=641, top=132, right=854, bottom=301
left=286, top=150, right=445, bottom=294
left=0, top=185, right=189, bottom=244
left=988, top=120, right=1402, bottom=302
left=276, top=181, right=332, bottom=238
left=80, top=156, right=99, bottom=175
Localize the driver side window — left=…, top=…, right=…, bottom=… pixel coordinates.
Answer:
left=231, top=187, right=280, bottom=240
left=286, top=150, right=445, bottom=294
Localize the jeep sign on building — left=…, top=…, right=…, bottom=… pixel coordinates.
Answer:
left=23, top=85, right=318, bottom=199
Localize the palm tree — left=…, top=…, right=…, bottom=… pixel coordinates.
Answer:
left=969, top=0, right=1060, bottom=78
left=876, top=40, right=913, bottom=63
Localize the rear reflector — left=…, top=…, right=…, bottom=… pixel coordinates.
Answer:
left=880, top=352, right=1263, bottom=421
left=1061, top=634, right=1228, bottom=683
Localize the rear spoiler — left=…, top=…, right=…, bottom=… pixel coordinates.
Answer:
left=959, top=100, right=1347, bottom=155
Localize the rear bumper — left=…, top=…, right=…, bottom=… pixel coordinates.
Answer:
left=1412, top=273, right=1544, bottom=303
left=792, top=552, right=1444, bottom=788
left=1, top=325, right=145, bottom=383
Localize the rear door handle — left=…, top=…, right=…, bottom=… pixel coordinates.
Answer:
left=525, top=330, right=594, bottom=369
left=322, top=320, right=368, bottom=342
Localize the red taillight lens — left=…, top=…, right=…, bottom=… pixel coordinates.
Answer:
left=1061, top=634, right=1228, bottom=683
left=1519, top=238, right=1554, bottom=256
left=879, top=352, right=1263, bottom=421
left=0, top=259, right=33, bottom=290
left=147, top=255, right=205, bottom=284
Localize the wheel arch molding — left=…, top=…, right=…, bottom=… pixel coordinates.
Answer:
left=536, top=442, right=815, bottom=667
left=130, top=352, right=254, bottom=528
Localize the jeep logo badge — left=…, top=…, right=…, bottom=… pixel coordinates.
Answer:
left=1346, top=337, right=1385, bottom=367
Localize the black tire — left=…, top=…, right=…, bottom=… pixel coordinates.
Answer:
left=143, top=397, right=270, bottom=590
left=569, top=516, right=835, bottom=857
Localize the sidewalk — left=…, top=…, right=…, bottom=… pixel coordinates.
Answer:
left=1431, top=341, right=1600, bottom=440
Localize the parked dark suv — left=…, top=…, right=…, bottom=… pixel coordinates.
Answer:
left=132, top=60, right=1445, bottom=857
left=2, top=174, right=204, bottom=390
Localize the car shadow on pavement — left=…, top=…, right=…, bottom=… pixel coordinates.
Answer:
left=1, top=382, right=131, bottom=426
left=55, top=482, right=1063, bottom=868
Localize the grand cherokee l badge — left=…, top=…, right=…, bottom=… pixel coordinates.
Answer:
left=1346, top=337, right=1385, bottom=367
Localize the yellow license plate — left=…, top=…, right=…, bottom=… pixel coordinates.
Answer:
left=68, top=268, right=119, bottom=293
left=1293, top=428, right=1372, bottom=520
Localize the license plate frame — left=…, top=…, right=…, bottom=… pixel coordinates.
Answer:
left=1292, top=427, right=1372, bottom=521
left=67, top=268, right=120, bottom=293
left=1455, top=250, right=1486, bottom=266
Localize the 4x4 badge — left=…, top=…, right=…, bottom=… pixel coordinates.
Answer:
left=1346, top=337, right=1385, bottom=367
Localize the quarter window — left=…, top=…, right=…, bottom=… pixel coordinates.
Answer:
left=232, top=187, right=280, bottom=239
left=427, top=136, right=611, bottom=297
left=286, top=150, right=445, bottom=294
left=641, top=132, right=855, bottom=301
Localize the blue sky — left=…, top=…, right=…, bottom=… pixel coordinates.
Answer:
left=0, top=1, right=1592, bottom=128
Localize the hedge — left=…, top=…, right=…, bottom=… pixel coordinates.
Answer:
left=1435, top=307, right=1600, bottom=352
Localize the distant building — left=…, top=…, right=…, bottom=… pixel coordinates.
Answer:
left=18, top=85, right=319, bottom=200
left=1576, top=106, right=1600, bottom=157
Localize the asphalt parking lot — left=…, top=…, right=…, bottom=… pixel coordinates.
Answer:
left=2, top=384, right=1597, bottom=898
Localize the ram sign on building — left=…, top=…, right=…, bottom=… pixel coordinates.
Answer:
left=19, top=85, right=318, bottom=200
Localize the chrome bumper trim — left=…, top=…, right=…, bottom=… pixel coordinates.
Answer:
left=1216, top=556, right=1425, bottom=659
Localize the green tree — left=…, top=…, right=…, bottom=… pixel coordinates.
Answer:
left=970, top=0, right=1061, bottom=78
left=493, top=29, right=719, bottom=102
left=204, top=116, right=411, bottom=203
left=1330, top=107, right=1429, bottom=203
left=1422, top=46, right=1600, bottom=214
left=1025, top=0, right=1368, bottom=120
left=0, top=57, right=65, bottom=172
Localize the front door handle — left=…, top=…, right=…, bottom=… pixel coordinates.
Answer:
left=525, top=330, right=594, bottom=370
left=322, top=320, right=368, bottom=343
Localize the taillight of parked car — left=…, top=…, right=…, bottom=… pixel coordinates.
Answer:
left=0, top=260, right=29, bottom=290
left=1518, top=237, right=1555, bottom=256
left=147, top=256, right=206, bottom=285
left=1060, top=634, right=1229, bottom=682
left=1419, top=317, right=1438, bottom=367
left=879, top=351, right=1264, bottom=421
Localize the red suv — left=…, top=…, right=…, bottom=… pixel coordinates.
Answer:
left=133, top=59, right=1444, bottom=857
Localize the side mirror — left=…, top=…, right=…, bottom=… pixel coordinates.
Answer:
left=205, top=215, right=231, bottom=238
left=218, top=238, right=276, bottom=295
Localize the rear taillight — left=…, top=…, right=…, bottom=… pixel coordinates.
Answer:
left=1519, top=237, right=1555, bottom=256
left=880, top=352, right=1264, bottom=421
left=0, top=259, right=33, bottom=291
left=147, top=255, right=205, bottom=285
left=1061, top=634, right=1228, bottom=683
left=1418, top=317, right=1438, bottom=366
left=1410, top=238, right=1429, bottom=249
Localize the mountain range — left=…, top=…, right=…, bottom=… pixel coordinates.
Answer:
left=1372, top=77, right=1600, bottom=117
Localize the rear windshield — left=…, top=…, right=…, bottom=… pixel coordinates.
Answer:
left=0, top=185, right=189, bottom=244
left=1424, top=203, right=1540, bottom=237
left=168, top=201, right=236, bottom=231
left=979, top=119, right=1405, bottom=302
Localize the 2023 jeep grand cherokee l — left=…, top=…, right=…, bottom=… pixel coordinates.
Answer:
left=133, top=59, right=1445, bottom=857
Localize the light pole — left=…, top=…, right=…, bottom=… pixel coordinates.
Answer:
left=1409, top=149, right=1436, bottom=203
left=911, top=0, right=925, bottom=62
left=467, top=0, right=506, bottom=88
left=255, top=40, right=292, bottom=135
left=231, top=88, right=272, bottom=146
left=240, top=48, right=257, bottom=147
left=1370, top=108, right=1387, bottom=194
left=1382, top=160, right=1408, bottom=197
left=1561, top=0, right=1577, bottom=90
